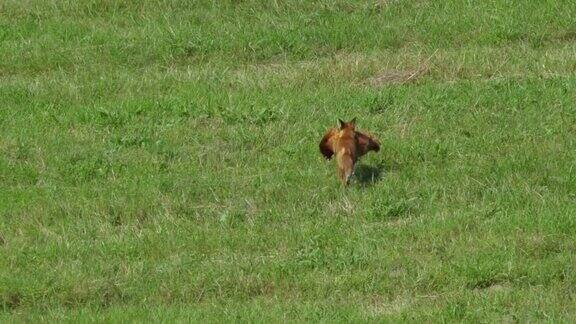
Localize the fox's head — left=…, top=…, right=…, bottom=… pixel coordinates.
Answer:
left=339, top=118, right=357, bottom=131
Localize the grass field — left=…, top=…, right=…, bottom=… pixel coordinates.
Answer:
left=2, top=0, right=576, bottom=321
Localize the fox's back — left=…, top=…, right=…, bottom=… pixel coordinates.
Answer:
left=335, top=129, right=357, bottom=160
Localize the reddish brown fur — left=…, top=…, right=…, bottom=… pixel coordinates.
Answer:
left=319, top=118, right=380, bottom=186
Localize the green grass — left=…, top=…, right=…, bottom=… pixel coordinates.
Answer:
left=2, top=0, right=576, bottom=321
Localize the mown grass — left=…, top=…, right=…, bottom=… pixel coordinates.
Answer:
left=1, top=0, right=576, bottom=321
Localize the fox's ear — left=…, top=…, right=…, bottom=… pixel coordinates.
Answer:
left=350, top=117, right=357, bottom=126
left=339, top=119, right=345, bottom=128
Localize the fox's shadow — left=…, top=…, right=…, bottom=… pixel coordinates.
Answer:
left=354, top=160, right=398, bottom=187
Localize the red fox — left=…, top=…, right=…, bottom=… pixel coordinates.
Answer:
left=319, top=118, right=380, bottom=185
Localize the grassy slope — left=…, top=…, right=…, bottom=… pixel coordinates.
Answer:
left=1, top=0, right=576, bottom=321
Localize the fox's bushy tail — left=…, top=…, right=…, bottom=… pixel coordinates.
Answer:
left=337, top=153, right=354, bottom=185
